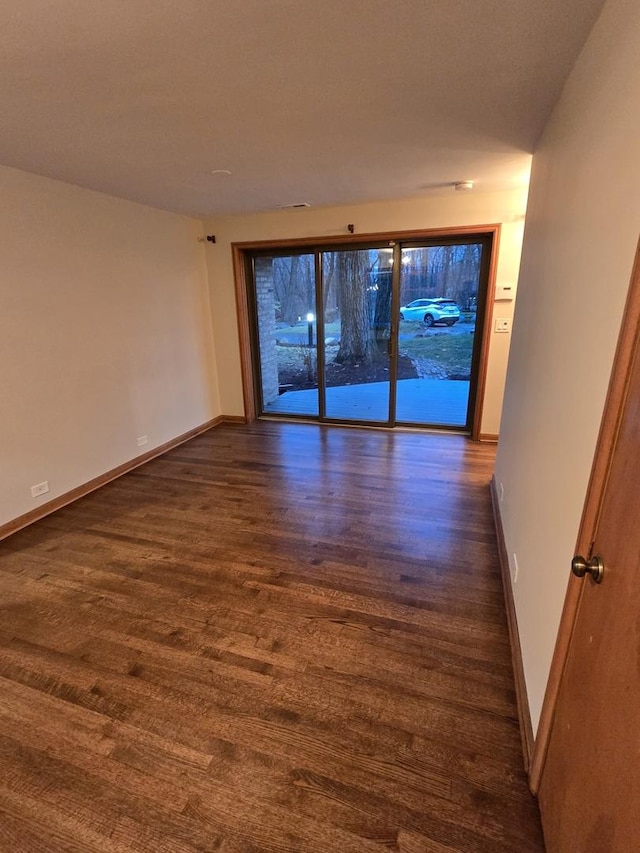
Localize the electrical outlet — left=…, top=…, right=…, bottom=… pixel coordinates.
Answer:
left=495, top=318, right=511, bottom=333
left=31, top=480, right=50, bottom=498
left=137, top=435, right=148, bottom=447
left=499, top=481, right=504, bottom=502
left=511, top=552, right=519, bottom=584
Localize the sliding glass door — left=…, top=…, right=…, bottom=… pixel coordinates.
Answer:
left=322, top=248, right=393, bottom=423
left=248, top=234, right=491, bottom=432
left=396, top=241, right=486, bottom=428
left=254, top=252, right=319, bottom=418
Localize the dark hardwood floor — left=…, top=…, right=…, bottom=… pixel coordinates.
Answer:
left=0, top=422, right=544, bottom=852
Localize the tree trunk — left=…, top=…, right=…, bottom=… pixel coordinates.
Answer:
left=336, top=251, right=376, bottom=365
left=323, top=251, right=337, bottom=315
left=373, top=265, right=392, bottom=353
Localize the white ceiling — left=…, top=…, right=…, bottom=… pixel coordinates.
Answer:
left=0, top=0, right=604, bottom=217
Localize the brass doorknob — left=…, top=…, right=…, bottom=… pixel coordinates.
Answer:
left=571, top=554, right=604, bottom=584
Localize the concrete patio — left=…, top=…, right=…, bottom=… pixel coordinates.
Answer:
left=264, top=377, right=470, bottom=426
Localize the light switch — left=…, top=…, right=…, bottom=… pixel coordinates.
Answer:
left=495, top=318, right=511, bottom=333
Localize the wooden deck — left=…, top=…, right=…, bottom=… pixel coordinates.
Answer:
left=0, top=422, right=544, bottom=852
left=265, top=378, right=470, bottom=426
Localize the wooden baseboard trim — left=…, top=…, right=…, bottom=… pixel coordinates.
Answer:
left=490, top=475, right=535, bottom=775
left=219, top=414, right=248, bottom=424
left=0, top=415, right=243, bottom=543
left=479, top=433, right=499, bottom=443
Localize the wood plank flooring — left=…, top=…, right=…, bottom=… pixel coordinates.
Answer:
left=0, top=422, right=544, bottom=852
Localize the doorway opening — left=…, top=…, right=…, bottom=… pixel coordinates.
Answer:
left=235, top=227, right=498, bottom=436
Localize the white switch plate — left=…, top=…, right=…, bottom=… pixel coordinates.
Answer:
left=495, top=284, right=515, bottom=300
left=31, top=480, right=50, bottom=498
left=137, top=435, right=148, bottom=447
left=495, top=318, right=511, bottom=333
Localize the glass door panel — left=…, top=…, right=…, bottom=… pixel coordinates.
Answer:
left=396, top=243, right=483, bottom=428
left=253, top=253, right=319, bottom=417
left=249, top=236, right=491, bottom=432
left=321, top=248, right=393, bottom=423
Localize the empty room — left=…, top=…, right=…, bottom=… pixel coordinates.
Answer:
left=1, top=1, right=639, bottom=851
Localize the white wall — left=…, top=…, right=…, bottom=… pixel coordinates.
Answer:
left=495, top=0, right=640, bottom=733
left=0, top=165, right=219, bottom=527
left=204, top=188, right=529, bottom=434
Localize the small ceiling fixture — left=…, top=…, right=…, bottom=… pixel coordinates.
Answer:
left=454, top=181, right=474, bottom=191
left=275, top=202, right=310, bottom=210
left=210, top=169, right=232, bottom=176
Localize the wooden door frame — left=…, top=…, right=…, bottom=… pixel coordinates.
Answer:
left=232, top=224, right=501, bottom=439
left=530, top=237, right=640, bottom=792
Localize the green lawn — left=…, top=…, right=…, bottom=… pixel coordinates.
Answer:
left=400, top=327, right=474, bottom=377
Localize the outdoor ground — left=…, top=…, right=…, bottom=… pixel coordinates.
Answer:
left=400, top=322, right=475, bottom=380
left=276, top=318, right=475, bottom=390
left=276, top=352, right=418, bottom=392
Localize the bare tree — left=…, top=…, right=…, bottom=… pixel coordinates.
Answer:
left=401, top=244, right=481, bottom=308
left=273, top=254, right=316, bottom=323
left=372, top=259, right=392, bottom=353
left=273, top=256, right=299, bottom=323
left=335, top=251, right=376, bottom=365
left=323, top=251, right=338, bottom=318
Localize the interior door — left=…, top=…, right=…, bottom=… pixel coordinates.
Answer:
left=538, top=262, right=640, bottom=850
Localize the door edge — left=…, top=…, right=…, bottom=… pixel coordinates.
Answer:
left=232, top=245, right=257, bottom=422
left=470, top=227, right=500, bottom=440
